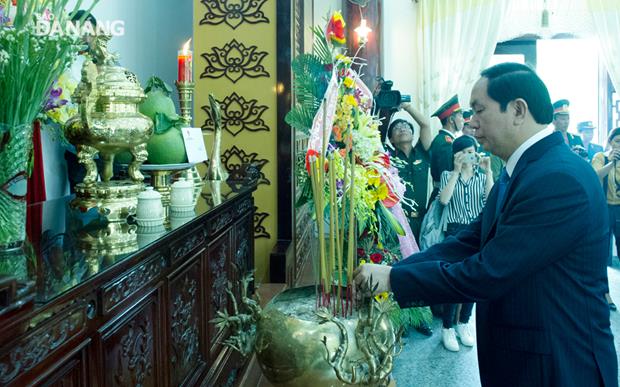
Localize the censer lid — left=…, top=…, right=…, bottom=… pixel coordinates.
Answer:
left=95, top=65, right=145, bottom=101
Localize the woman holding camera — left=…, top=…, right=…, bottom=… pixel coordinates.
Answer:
left=437, top=135, right=494, bottom=351
left=591, top=127, right=620, bottom=311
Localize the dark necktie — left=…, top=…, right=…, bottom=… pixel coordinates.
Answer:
left=495, top=167, right=510, bottom=216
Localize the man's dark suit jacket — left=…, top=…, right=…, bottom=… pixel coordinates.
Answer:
left=391, top=132, right=618, bottom=386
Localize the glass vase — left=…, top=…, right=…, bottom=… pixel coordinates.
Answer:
left=0, top=123, right=34, bottom=250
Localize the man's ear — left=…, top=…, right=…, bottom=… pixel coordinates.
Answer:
left=512, top=98, right=527, bottom=125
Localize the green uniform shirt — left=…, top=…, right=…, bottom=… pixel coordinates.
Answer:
left=390, top=143, right=431, bottom=239
left=430, top=129, right=456, bottom=184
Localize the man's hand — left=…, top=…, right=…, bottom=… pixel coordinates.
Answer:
left=353, top=264, right=392, bottom=296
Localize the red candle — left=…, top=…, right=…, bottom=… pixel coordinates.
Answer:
left=177, top=39, right=193, bottom=83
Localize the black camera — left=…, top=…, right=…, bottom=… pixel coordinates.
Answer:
left=374, top=79, right=411, bottom=110
left=571, top=145, right=588, bottom=160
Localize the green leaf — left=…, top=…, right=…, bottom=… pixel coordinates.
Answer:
left=153, top=112, right=182, bottom=134
left=145, top=76, right=173, bottom=96
left=378, top=202, right=405, bottom=236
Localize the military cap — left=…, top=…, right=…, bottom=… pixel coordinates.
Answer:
left=432, top=95, right=461, bottom=121
left=462, top=110, right=473, bottom=124
left=577, top=121, right=595, bottom=132
left=552, top=99, right=570, bottom=115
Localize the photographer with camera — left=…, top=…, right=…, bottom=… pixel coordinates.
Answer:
left=434, top=134, right=493, bottom=351
left=591, top=127, right=620, bottom=311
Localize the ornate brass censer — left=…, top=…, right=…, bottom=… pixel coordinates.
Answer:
left=213, top=274, right=402, bottom=387
left=65, top=35, right=153, bottom=219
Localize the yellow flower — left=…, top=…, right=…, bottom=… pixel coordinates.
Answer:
left=367, top=174, right=380, bottom=187
left=374, top=292, right=389, bottom=302
left=359, top=259, right=366, bottom=265
left=343, top=94, right=358, bottom=107
left=343, top=77, right=355, bottom=89
left=335, top=54, right=352, bottom=64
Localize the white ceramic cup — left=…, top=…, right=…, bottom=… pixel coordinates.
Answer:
left=171, top=178, right=195, bottom=207
left=137, top=187, right=164, bottom=220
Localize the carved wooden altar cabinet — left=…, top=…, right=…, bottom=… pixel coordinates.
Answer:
left=0, top=179, right=256, bottom=386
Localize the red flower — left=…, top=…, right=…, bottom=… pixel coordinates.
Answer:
left=370, top=253, right=383, bottom=264
left=305, top=149, right=320, bottom=174
left=326, top=11, right=346, bottom=46
left=357, top=248, right=365, bottom=257
left=378, top=153, right=390, bottom=168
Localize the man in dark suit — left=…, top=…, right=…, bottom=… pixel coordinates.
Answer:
left=354, top=63, right=617, bottom=386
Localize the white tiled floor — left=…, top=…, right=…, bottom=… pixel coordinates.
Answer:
left=391, top=261, right=620, bottom=387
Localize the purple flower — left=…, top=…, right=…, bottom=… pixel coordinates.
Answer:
left=336, top=179, right=344, bottom=197
left=50, top=87, right=63, bottom=98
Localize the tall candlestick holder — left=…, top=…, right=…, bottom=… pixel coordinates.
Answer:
left=175, top=81, right=195, bottom=126
left=175, top=81, right=204, bottom=204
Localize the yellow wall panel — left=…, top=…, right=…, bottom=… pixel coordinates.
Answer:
left=193, top=0, right=278, bottom=282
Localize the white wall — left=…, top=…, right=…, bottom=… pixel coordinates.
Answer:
left=381, top=0, right=419, bottom=128
left=314, top=0, right=343, bottom=26
left=68, top=0, right=193, bottom=107
left=43, top=1, right=193, bottom=200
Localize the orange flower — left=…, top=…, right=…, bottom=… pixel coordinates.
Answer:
left=381, top=180, right=399, bottom=208
left=333, top=125, right=343, bottom=141
left=326, top=11, right=346, bottom=46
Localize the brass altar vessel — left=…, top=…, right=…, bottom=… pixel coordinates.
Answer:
left=65, top=34, right=153, bottom=218
left=213, top=275, right=401, bottom=387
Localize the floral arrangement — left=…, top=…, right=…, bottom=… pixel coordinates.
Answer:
left=0, top=0, right=98, bottom=127
left=286, top=12, right=417, bottom=317
left=43, top=73, right=78, bottom=126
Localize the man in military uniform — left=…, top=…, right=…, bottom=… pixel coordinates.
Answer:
left=552, top=99, right=583, bottom=147
left=386, top=104, right=435, bottom=337
left=462, top=110, right=474, bottom=136
left=387, top=103, right=433, bottom=240
left=429, top=95, right=464, bottom=202
left=577, top=120, right=604, bottom=162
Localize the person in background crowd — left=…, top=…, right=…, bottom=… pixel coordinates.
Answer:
left=463, top=109, right=504, bottom=181
left=462, top=109, right=474, bottom=136
left=552, top=99, right=583, bottom=148
left=578, top=120, right=604, bottom=162
left=386, top=103, right=434, bottom=337
left=429, top=95, right=464, bottom=203
left=354, top=62, right=617, bottom=386
left=436, top=135, right=493, bottom=351
left=387, top=103, right=433, bottom=240
left=591, top=127, right=620, bottom=311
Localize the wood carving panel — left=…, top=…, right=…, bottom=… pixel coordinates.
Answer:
left=168, top=258, right=204, bottom=386
left=171, top=228, right=206, bottom=263
left=0, top=301, right=86, bottom=385
left=35, top=340, right=90, bottom=387
left=102, top=254, right=166, bottom=314
left=209, top=209, right=233, bottom=237
left=206, top=230, right=231, bottom=357
left=100, top=293, right=159, bottom=387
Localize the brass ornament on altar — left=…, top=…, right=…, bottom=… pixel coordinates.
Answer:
left=65, top=34, right=153, bottom=218
left=212, top=274, right=401, bottom=387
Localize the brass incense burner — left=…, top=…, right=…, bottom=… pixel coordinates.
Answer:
left=65, top=35, right=153, bottom=219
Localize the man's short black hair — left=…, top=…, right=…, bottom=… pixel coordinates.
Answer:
left=387, top=118, right=414, bottom=140
left=480, top=63, right=553, bottom=125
